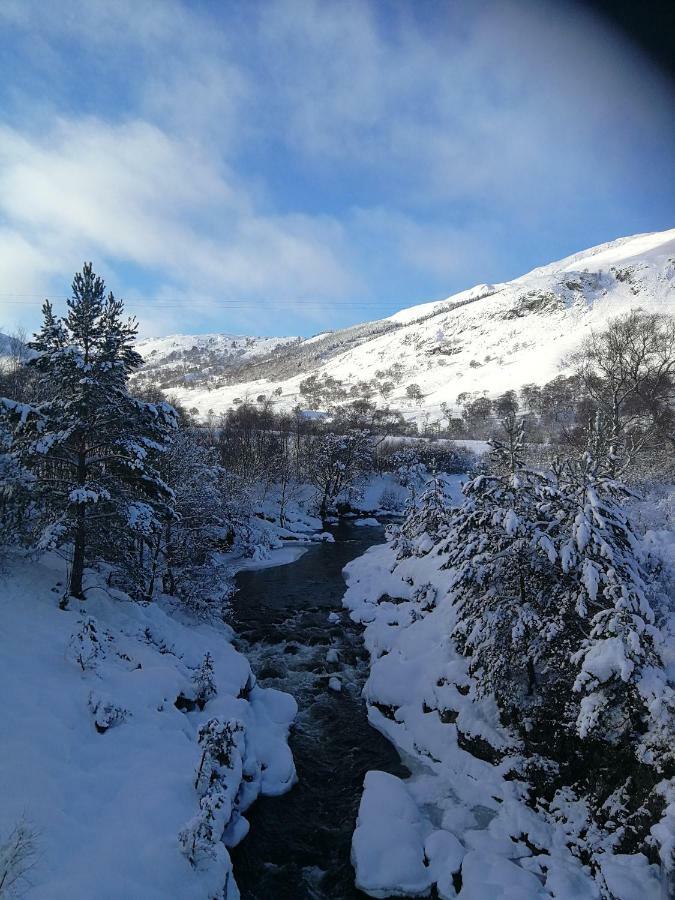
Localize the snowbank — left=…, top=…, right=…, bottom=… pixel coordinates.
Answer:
left=226, top=542, right=310, bottom=573
left=0, top=552, right=297, bottom=899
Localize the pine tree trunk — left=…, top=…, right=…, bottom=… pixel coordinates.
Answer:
left=519, top=570, right=536, bottom=695
left=165, top=522, right=176, bottom=594
left=527, top=656, right=536, bottom=695
left=68, top=449, right=87, bottom=600
left=144, top=535, right=163, bottom=602
left=69, top=510, right=86, bottom=599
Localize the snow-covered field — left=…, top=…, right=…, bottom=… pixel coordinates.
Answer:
left=136, top=228, right=675, bottom=423
left=0, top=552, right=297, bottom=899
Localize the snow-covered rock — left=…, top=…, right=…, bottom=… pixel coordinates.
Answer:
left=352, top=771, right=432, bottom=898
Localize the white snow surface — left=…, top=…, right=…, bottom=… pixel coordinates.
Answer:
left=137, top=228, right=675, bottom=422
left=0, top=552, right=297, bottom=899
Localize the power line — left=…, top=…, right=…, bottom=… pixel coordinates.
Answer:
left=0, top=294, right=444, bottom=309
left=0, top=299, right=443, bottom=314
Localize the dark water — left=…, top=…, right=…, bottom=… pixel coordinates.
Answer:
left=230, top=521, right=409, bottom=899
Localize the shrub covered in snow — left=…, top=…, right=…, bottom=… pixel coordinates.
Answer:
left=192, top=652, right=217, bottom=710
left=88, top=690, right=129, bottom=733
left=394, top=474, right=451, bottom=558
left=180, top=718, right=245, bottom=866
left=66, top=616, right=106, bottom=671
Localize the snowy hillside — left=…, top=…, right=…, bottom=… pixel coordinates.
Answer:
left=134, top=332, right=301, bottom=392
left=135, top=228, right=675, bottom=420
left=0, top=332, right=34, bottom=366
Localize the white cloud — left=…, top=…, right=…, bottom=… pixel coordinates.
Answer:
left=251, top=0, right=674, bottom=205
left=0, top=117, right=360, bottom=333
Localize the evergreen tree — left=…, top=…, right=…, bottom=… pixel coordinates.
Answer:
left=395, top=473, right=450, bottom=558
left=159, top=428, right=233, bottom=600
left=0, top=425, right=34, bottom=548
left=193, top=652, right=217, bottom=709
left=557, top=448, right=667, bottom=749
left=66, top=616, right=105, bottom=671
left=179, top=718, right=245, bottom=865
left=443, top=414, right=673, bottom=766
left=442, top=417, right=570, bottom=722
left=0, top=264, right=176, bottom=601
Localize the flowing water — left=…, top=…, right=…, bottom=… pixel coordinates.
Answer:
left=230, top=521, right=408, bottom=899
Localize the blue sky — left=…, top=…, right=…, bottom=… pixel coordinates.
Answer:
left=0, top=0, right=673, bottom=339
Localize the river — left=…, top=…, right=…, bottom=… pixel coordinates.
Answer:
left=230, top=520, right=408, bottom=899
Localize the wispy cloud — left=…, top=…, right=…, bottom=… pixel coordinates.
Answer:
left=0, top=118, right=359, bottom=330
left=0, top=0, right=672, bottom=336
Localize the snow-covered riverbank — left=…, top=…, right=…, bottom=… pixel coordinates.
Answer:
left=0, top=552, right=297, bottom=899
left=342, top=528, right=670, bottom=899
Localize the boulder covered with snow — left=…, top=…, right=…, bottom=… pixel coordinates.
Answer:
left=351, top=771, right=432, bottom=898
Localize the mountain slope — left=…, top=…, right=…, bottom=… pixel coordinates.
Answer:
left=135, top=228, right=675, bottom=420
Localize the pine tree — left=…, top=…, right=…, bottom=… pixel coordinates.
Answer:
left=557, top=448, right=665, bottom=748
left=180, top=718, right=245, bottom=865
left=193, top=652, right=217, bottom=709
left=395, top=473, right=450, bottom=558
left=0, top=264, right=176, bottom=601
left=66, top=616, right=105, bottom=671
left=159, top=427, right=234, bottom=603
left=442, top=417, right=569, bottom=722
left=0, top=425, right=34, bottom=548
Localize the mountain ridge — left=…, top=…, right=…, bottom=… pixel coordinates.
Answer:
left=3, top=229, right=672, bottom=422
left=131, top=227, right=674, bottom=421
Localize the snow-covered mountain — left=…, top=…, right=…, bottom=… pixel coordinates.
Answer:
left=6, top=230, right=669, bottom=417
left=134, top=332, right=301, bottom=388
left=107, top=228, right=675, bottom=418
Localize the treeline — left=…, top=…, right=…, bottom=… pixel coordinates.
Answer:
left=444, top=310, right=675, bottom=478
left=192, top=312, right=675, bottom=472
left=196, top=395, right=467, bottom=489
left=0, top=265, right=467, bottom=612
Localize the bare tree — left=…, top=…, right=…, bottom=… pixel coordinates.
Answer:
left=0, top=820, right=38, bottom=898
left=306, top=430, right=373, bottom=518
left=0, top=328, right=32, bottom=403
left=572, top=310, right=675, bottom=470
